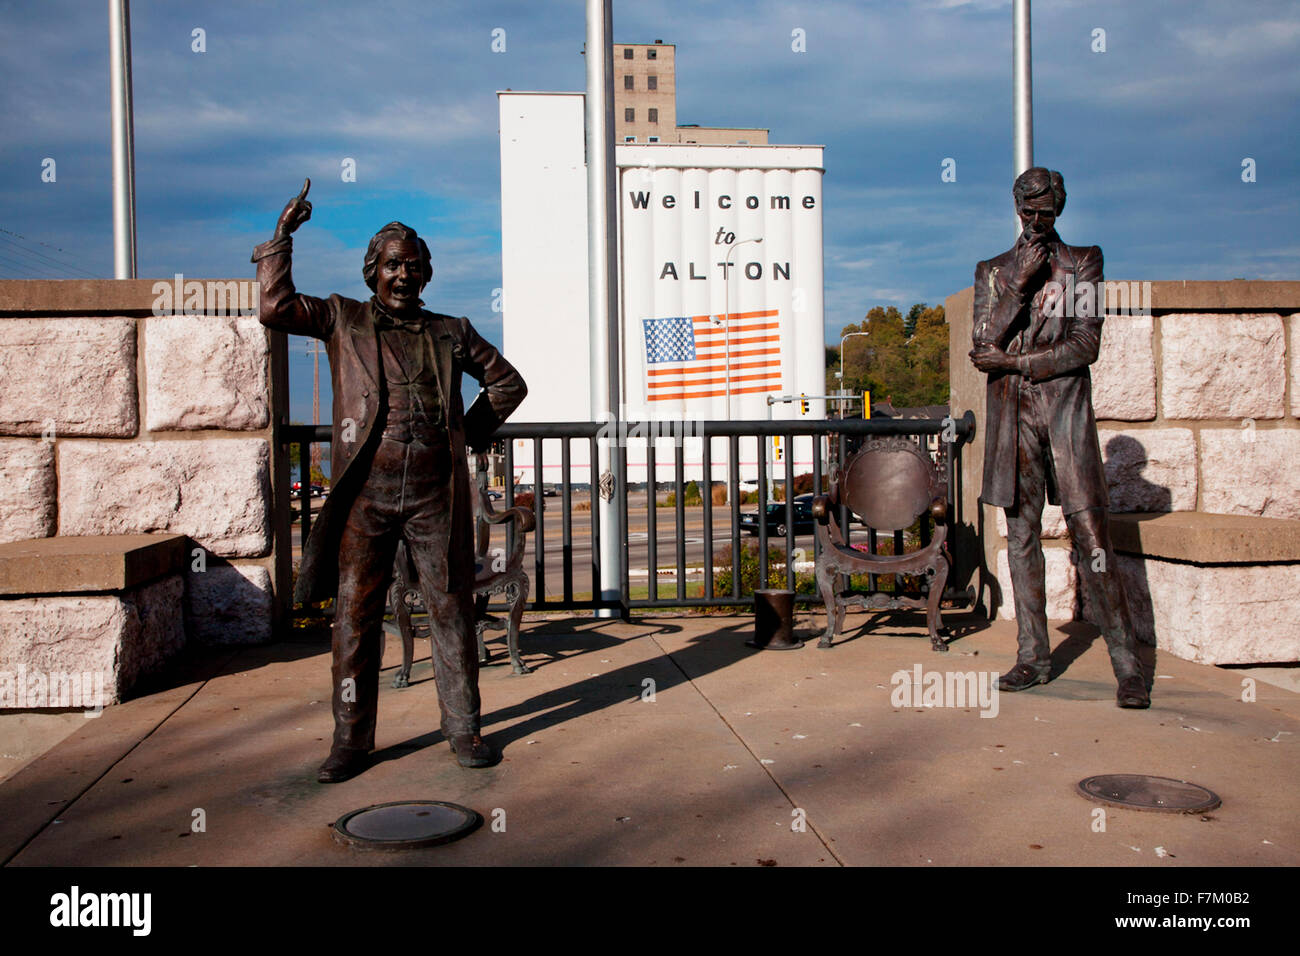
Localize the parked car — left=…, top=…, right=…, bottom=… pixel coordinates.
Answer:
left=740, top=497, right=816, bottom=537
left=291, top=482, right=325, bottom=498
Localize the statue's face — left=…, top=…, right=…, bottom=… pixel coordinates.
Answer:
left=1017, top=192, right=1057, bottom=238
left=375, top=238, right=426, bottom=313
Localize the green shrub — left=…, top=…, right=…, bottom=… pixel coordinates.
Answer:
left=664, top=480, right=703, bottom=508
left=712, top=540, right=815, bottom=597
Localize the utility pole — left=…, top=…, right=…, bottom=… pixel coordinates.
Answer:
left=293, top=341, right=327, bottom=477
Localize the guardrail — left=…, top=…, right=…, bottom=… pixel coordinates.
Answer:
left=280, top=414, right=975, bottom=618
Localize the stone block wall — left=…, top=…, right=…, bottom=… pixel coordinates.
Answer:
left=947, top=280, right=1300, bottom=662
left=0, top=280, right=291, bottom=645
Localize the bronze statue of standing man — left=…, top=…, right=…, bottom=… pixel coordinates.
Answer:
left=970, top=167, right=1149, bottom=709
left=254, top=180, right=528, bottom=780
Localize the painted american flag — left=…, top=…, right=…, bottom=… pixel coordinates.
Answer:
left=642, top=309, right=782, bottom=402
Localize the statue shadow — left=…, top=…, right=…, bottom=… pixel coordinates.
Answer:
left=1054, top=434, right=1171, bottom=687
left=372, top=616, right=794, bottom=764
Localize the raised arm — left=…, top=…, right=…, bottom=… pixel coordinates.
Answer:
left=251, top=178, right=334, bottom=340
left=1017, top=245, right=1104, bottom=381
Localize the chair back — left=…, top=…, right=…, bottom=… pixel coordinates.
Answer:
left=838, top=437, right=940, bottom=532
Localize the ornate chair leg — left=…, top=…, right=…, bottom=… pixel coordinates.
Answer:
left=474, top=592, right=491, bottom=664
left=816, top=564, right=839, bottom=648
left=506, top=575, right=531, bottom=675
left=927, top=557, right=950, bottom=652
left=392, top=585, right=416, bottom=688
left=392, top=540, right=417, bottom=688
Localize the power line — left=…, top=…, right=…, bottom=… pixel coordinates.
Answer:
left=0, top=227, right=101, bottom=279
left=0, top=251, right=73, bottom=279
left=0, top=236, right=97, bottom=279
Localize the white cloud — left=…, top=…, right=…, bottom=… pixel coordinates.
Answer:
left=1175, top=18, right=1300, bottom=58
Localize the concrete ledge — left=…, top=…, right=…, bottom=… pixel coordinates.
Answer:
left=0, top=534, right=187, bottom=595
left=0, top=279, right=250, bottom=316
left=1111, top=512, right=1300, bottom=564
left=1145, top=279, right=1300, bottom=312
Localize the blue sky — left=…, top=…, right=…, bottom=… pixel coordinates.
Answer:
left=2, top=0, right=1297, bottom=424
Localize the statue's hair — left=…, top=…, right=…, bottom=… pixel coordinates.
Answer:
left=362, top=222, right=432, bottom=292
left=1012, top=167, right=1066, bottom=216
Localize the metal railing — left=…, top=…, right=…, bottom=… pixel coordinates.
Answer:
left=279, top=414, right=975, bottom=618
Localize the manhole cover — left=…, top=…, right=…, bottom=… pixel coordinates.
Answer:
left=332, top=801, right=481, bottom=850
left=1076, top=774, right=1221, bottom=813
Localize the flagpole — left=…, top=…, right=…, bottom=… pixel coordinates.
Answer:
left=586, top=0, right=622, bottom=617
left=1013, top=0, right=1034, bottom=198
left=109, top=0, right=138, bottom=279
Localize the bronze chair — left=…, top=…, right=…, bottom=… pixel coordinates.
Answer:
left=812, top=436, right=950, bottom=652
left=389, top=455, right=536, bottom=683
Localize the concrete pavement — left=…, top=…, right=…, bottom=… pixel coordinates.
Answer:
left=1, top=610, right=1296, bottom=866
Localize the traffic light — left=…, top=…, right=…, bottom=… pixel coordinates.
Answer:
left=799, top=393, right=809, bottom=415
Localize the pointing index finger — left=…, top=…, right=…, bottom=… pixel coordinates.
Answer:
left=297, top=178, right=311, bottom=201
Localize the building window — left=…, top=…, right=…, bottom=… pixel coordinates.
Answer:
left=624, top=108, right=634, bottom=122
left=647, top=136, right=659, bottom=143
left=648, top=108, right=658, bottom=123
left=624, top=136, right=636, bottom=142
left=624, top=75, right=634, bottom=90
left=623, top=48, right=633, bottom=59
left=647, top=48, right=657, bottom=59
left=647, top=75, right=657, bottom=90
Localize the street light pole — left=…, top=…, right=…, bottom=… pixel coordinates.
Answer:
left=720, top=237, right=763, bottom=420
left=837, top=330, right=871, bottom=419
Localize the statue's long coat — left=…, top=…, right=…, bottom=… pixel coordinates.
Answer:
left=972, top=235, right=1109, bottom=513
left=253, top=235, right=527, bottom=604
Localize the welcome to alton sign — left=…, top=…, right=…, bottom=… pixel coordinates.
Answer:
left=498, top=94, right=826, bottom=482
left=618, top=145, right=826, bottom=425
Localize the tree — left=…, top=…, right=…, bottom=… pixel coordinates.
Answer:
left=827, top=303, right=949, bottom=409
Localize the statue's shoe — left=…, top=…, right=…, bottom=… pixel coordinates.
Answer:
left=1116, top=675, right=1151, bottom=709
left=317, top=747, right=371, bottom=783
left=449, top=733, right=498, bottom=768
left=996, top=662, right=1051, bottom=692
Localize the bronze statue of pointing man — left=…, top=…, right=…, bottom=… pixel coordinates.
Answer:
left=254, top=179, right=528, bottom=780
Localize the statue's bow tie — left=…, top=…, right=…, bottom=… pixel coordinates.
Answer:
left=374, top=310, right=427, bottom=334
